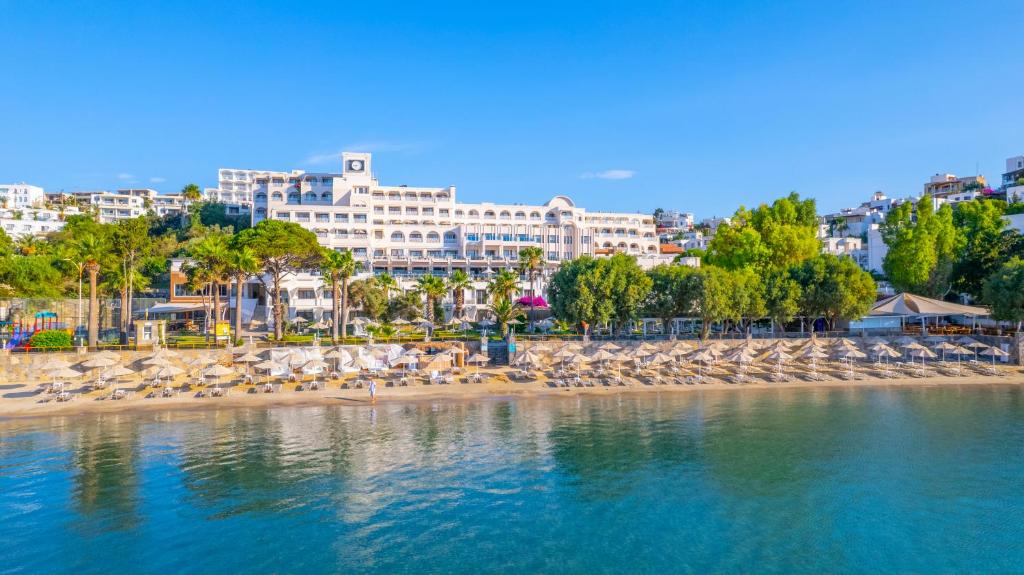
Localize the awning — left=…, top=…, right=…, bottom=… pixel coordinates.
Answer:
left=869, top=293, right=989, bottom=317
left=147, top=302, right=206, bottom=314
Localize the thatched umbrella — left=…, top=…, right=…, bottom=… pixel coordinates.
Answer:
left=46, top=366, right=83, bottom=390
left=202, top=364, right=236, bottom=388
left=979, top=345, right=1009, bottom=366
left=690, top=349, right=717, bottom=379
left=253, top=360, right=284, bottom=385
left=104, top=365, right=135, bottom=386
left=764, top=349, right=792, bottom=376
left=833, top=347, right=866, bottom=377
left=907, top=346, right=937, bottom=367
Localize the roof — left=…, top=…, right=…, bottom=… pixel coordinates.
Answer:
left=869, top=293, right=989, bottom=317
left=148, top=302, right=205, bottom=314
left=659, top=244, right=685, bottom=254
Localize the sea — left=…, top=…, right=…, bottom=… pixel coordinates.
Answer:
left=2, top=385, right=1023, bottom=574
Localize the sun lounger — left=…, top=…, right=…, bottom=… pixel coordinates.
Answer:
left=161, top=387, right=175, bottom=397
left=55, top=391, right=73, bottom=402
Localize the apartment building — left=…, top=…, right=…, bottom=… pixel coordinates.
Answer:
left=0, top=183, right=46, bottom=209
left=924, top=173, right=986, bottom=206
left=1001, top=155, right=1024, bottom=203
left=0, top=206, right=77, bottom=239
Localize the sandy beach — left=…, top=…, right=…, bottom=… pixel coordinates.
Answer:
left=3, top=364, right=1022, bottom=419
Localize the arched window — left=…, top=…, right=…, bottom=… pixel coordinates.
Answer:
left=271, top=192, right=283, bottom=201
left=287, top=193, right=299, bottom=202
left=404, top=192, right=416, bottom=201
left=255, top=192, right=267, bottom=201
left=255, top=207, right=267, bottom=216
left=484, top=210, right=495, bottom=219
left=499, top=210, right=511, bottom=219
left=426, top=231, right=440, bottom=242
left=391, top=232, right=405, bottom=242
left=530, top=211, right=541, bottom=219
left=646, top=245, right=657, bottom=252
left=304, top=192, right=317, bottom=201
left=515, top=211, right=526, bottom=219
left=321, top=192, right=332, bottom=201
left=409, top=232, right=423, bottom=242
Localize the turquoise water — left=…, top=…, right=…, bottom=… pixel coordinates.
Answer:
left=2, top=386, right=1024, bottom=574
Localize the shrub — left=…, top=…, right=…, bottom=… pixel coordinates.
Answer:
left=29, top=329, right=73, bottom=348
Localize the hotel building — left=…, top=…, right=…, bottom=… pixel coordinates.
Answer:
left=165, top=152, right=663, bottom=328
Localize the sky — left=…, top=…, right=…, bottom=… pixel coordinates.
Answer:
left=1, top=0, right=1022, bottom=217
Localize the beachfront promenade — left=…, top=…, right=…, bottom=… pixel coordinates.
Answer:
left=1, top=335, right=1021, bottom=418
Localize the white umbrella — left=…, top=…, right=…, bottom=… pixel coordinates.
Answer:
left=44, top=359, right=75, bottom=371
left=104, top=365, right=135, bottom=381
left=47, top=367, right=82, bottom=388
left=292, top=316, right=309, bottom=324
left=979, top=346, right=1009, bottom=365
left=81, top=356, right=118, bottom=368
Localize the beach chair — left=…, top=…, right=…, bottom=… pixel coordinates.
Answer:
left=161, top=387, right=175, bottom=398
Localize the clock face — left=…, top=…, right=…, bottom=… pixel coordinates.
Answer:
left=349, top=160, right=364, bottom=172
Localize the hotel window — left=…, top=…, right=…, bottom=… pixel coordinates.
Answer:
left=315, top=213, right=329, bottom=222
left=321, top=177, right=332, bottom=185
left=334, top=213, right=349, bottom=222
left=374, top=207, right=385, bottom=214
left=391, top=231, right=405, bottom=242
left=484, top=211, right=496, bottom=219
left=354, top=214, right=367, bottom=223
left=455, top=210, right=464, bottom=217
left=406, top=207, right=418, bottom=215
left=271, top=192, right=283, bottom=201
left=564, top=251, right=572, bottom=260
left=391, top=249, right=405, bottom=257
left=272, top=178, right=284, bottom=185
left=444, top=232, right=457, bottom=242
left=296, top=212, right=310, bottom=222
left=581, top=236, right=590, bottom=244
left=288, top=178, right=298, bottom=185
left=548, top=251, right=558, bottom=260
left=439, top=209, right=448, bottom=216
left=548, top=235, right=557, bottom=243
left=388, top=207, right=401, bottom=215
left=423, top=207, right=434, bottom=215
left=355, top=186, right=369, bottom=195
left=374, top=230, right=384, bottom=239
left=426, top=232, right=440, bottom=242
left=353, top=248, right=367, bottom=256
left=564, top=236, right=573, bottom=244
left=276, top=212, right=290, bottom=220
left=297, top=289, right=316, bottom=300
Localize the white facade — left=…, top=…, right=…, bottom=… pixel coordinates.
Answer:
left=71, top=188, right=186, bottom=222
left=202, top=168, right=258, bottom=215
left=0, top=183, right=46, bottom=209
left=212, top=152, right=658, bottom=325
left=0, top=207, right=78, bottom=239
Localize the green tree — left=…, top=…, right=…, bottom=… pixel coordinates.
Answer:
left=487, top=297, right=524, bottom=337
left=730, top=266, right=766, bottom=333
left=387, top=290, right=422, bottom=322
left=189, top=231, right=231, bottom=339
left=764, top=269, right=802, bottom=333
left=446, top=269, right=472, bottom=319
left=225, top=242, right=260, bottom=343
left=110, top=217, right=153, bottom=340
left=982, top=258, right=1024, bottom=331
left=693, top=265, right=736, bottom=340
left=415, top=275, right=447, bottom=323
left=235, top=220, right=321, bottom=340
left=517, top=246, right=545, bottom=327
left=319, top=248, right=357, bottom=342
left=348, top=278, right=387, bottom=321
left=881, top=195, right=959, bottom=296
left=376, top=272, right=398, bottom=301
left=952, top=199, right=1016, bottom=299
left=706, top=192, right=819, bottom=274
left=487, top=269, right=520, bottom=303
left=547, top=256, right=613, bottom=333
left=792, top=254, right=876, bottom=330
left=604, top=253, right=653, bottom=333
left=643, top=264, right=700, bottom=333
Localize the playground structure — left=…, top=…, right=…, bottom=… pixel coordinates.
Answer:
left=2, top=311, right=69, bottom=349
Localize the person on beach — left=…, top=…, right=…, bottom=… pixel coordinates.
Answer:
left=368, top=380, right=377, bottom=404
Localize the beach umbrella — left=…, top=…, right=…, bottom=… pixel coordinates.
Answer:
left=689, top=349, right=716, bottom=378
left=932, top=341, right=960, bottom=361
left=833, top=347, right=867, bottom=377
left=302, top=359, right=329, bottom=385
left=764, top=350, right=792, bottom=376
left=597, top=342, right=622, bottom=352
left=253, top=360, right=284, bottom=385
left=150, top=364, right=185, bottom=386
left=292, top=316, right=309, bottom=324
left=44, top=359, right=75, bottom=371
left=955, top=336, right=983, bottom=347
left=47, top=367, right=83, bottom=387
left=81, top=356, right=118, bottom=369
left=635, top=342, right=659, bottom=355
left=465, top=352, right=490, bottom=376
left=648, top=352, right=674, bottom=366
left=907, top=347, right=937, bottom=367
left=979, top=346, right=1009, bottom=366
left=104, top=365, right=135, bottom=384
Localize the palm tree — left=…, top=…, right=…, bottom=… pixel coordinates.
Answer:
left=447, top=269, right=472, bottom=319
left=319, top=248, right=358, bottom=343
left=377, top=272, right=398, bottom=301
left=182, top=262, right=214, bottom=335
left=487, top=269, right=520, bottom=303
left=415, top=275, right=447, bottom=323
left=74, top=234, right=105, bottom=348
left=190, top=234, right=230, bottom=340
left=225, top=244, right=260, bottom=344
left=488, top=297, right=523, bottom=338
left=517, top=246, right=544, bottom=328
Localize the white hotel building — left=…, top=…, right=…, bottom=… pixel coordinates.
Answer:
left=168, top=152, right=662, bottom=327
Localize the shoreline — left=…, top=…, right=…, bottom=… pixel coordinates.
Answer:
left=3, top=371, right=1022, bottom=420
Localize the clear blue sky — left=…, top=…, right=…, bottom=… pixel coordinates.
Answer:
left=2, top=1, right=1021, bottom=217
